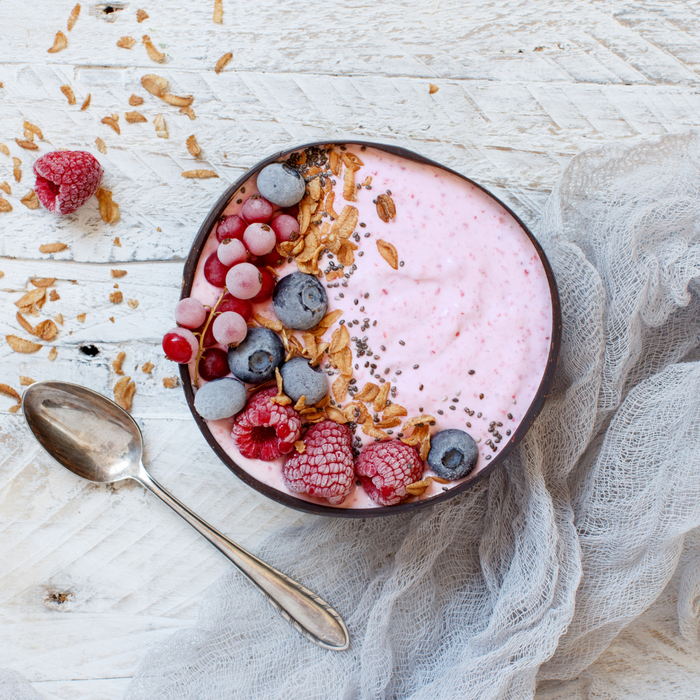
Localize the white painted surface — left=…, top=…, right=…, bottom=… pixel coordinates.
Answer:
left=1, top=0, right=699, bottom=697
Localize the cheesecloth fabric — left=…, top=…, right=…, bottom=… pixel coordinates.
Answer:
left=5, top=131, right=700, bottom=700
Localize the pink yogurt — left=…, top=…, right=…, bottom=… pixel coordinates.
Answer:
left=188, top=146, right=553, bottom=509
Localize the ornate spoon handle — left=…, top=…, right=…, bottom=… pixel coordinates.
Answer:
left=136, top=464, right=349, bottom=650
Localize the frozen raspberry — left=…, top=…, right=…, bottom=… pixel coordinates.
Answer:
left=355, top=439, right=424, bottom=506
left=34, top=151, right=103, bottom=215
left=232, top=388, right=302, bottom=461
left=283, top=421, right=354, bottom=505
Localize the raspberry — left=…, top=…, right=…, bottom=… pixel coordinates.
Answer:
left=232, top=388, right=302, bottom=461
left=34, top=151, right=103, bottom=215
left=355, top=439, right=424, bottom=506
left=283, top=421, right=354, bottom=505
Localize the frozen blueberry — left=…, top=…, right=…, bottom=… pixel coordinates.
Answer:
left=272, top=272, right=328, bottom=330
left=256, top=163, right=305, bottom=208
left=427, top=429, right=478, bottom=480
left=194, top=377, right=247, bottom=420
left=279, top=357, right=328, bottom=405
left=227, top=327, right=284, bottom=384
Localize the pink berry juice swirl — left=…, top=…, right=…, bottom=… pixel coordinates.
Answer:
left=187, top=144, right=556, bottom=511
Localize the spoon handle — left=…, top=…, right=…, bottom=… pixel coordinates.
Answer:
left=135, top=465, right=349, bottom=651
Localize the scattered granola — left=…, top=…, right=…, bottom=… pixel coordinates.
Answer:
left=67, top=3, right=81, bottom=31
left=141, top=74, right=168, bottom=98
left=186, top=135, right=201, bottom=157
left=76, top=312, right=86, bottom=322
left=95, top=187, right=119, bottom=224
left=35, top=319, right=58, bottom=341
left=127, top=299, right=139, bottom=309
left=376, top=193, right=396, bottom=222
left=39, top=242, right=68, bottom=254
left=373, top=382, right=391, bottom=412
left=113, top=351, right=126, bottom=374
left=0, top=182, right=9, bottom=195
left=19, top=376, right=35, bottom=386
left=142, top=35, right=166, bottom=63
left=15, top=138, right=38, bottom=151
left=215, top=52, right=232, bottom=74
left=6, top=335, right=42, bottom=353
left=128, top=94, right=144, bottom=107
left=110, top=291, right=123, bottom=304
left=180, top=106, right=196, bottom=120
left=0, top=384, right=21, bottom=401
left=111, top=269, right=127, bottom=278
left=136, top=9, right=149, bottom=21
left=48, top=31, right=68, bottom=54
left=162, top=93, right=194, bottom=107
left=81, top=93, right=91, bottom=110
left=429, top=83, right=439, bottom=94
left=182, top=169, right=218, bottom=179
left=213, top=0, right=223, bottom=23
left=21, top=190, right=40, bottom=209
left=376, top=239, right=398, bottom=269
left=24, top=122, right=43, bottom=139
left=153, top=114, right=168, bottom=138
left=50, top=290, right=60, bottom=302
left=113, top=237, right=121, bottom=246
left=101, top=114, right=120, bottom=134
left=48, top=347, right=58, bottom=361
left=0, top=199, right=12, bottom=213
left=114, top=377, right=136, bottom=410
left=0, top=144, right=9, bottom=156
left=163, top=377, right=179, bottom=388
left=13, top=158, right=21, bottom=183
left=142, top=361, right=154, bottom=373
left=117, top=36, right=136, bottom=49
left=15, top=288, right=45, bottom=310
left=125, top=111, right=147, bottom=123
left=405, top=477, right=432, bottom=496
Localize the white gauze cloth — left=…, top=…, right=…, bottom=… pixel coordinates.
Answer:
left=5, top=131, right=700, bottom=700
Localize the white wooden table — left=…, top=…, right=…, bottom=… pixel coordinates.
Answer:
left=1, top=1, right=699, bottom=697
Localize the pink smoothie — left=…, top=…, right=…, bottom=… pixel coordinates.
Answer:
left=188, top=145, right=553, bottom=509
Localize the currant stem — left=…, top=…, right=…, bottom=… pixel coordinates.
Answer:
left=193, top=289, right=226, bottom=385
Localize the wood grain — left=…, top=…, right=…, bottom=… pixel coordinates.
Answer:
left=1, top=0, right=700, bottom=696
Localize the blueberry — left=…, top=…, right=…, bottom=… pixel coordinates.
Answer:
left=272, top=272, right=328, bottom=330
left=279, top=357, right=328, bottom=405
left=256, top=163, right=305, bottom=208
left=194, top=377, right=247, bottom=420
left=227, top=327, right=284, bottom=384
left=427, top=429, right=478, bottom=480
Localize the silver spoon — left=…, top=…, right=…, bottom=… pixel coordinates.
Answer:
left=22, top=380, right=349, bottom=651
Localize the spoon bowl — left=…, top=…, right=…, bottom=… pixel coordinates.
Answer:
left=23, top=381, right=141, bottom=484
left=22, top=381, right=349, bottom=651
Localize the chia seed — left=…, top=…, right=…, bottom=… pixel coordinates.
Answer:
left=468, top=369, right=475, bottom=375
left=419, top=385, right=423, bottom=391
left=507, top=413, right=513, bottom=419
left=399, top=340, right=405, bottom=346
left=437, top=409, right=444, bottom=415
